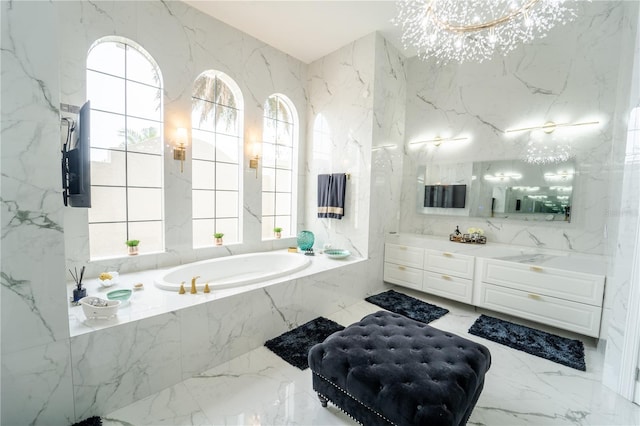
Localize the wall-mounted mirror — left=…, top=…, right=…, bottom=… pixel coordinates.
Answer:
left=417, top=159, right=574, bottom=222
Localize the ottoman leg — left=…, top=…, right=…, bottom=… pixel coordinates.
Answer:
left=317, top=393, right=328, bottom=407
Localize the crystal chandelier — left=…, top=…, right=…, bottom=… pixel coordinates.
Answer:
left=525, top=138, right=573, bottom=165
left=394, top=0, right=576, bottom=63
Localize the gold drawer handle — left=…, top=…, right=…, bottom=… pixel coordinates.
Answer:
left=442, top=252, right=453, bottom=257
left=442, top=275, right=452, bottom=280
left=529, top=266, right=544, bottom=272
left=528, top=293, right=542, bottom=300
left=398, top=266, right=406, bottom=271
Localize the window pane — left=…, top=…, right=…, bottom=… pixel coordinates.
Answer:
left=262, top=167, right=275, bottom=191
left=127, top=152, right=162, bottom=188
left=275, top=216, right=291, bottom=235
left=275, top=145, right=292, bottom=169
left=277, top=99, right=292, bottom=123
left=264, top=119, right=276, bottom=143
left=128, top=188, right=162, bottom=221
left=87, top=71, right=125, bottom=113
left=128, top=220, right=163, bottom=253
left=262, top=143, right=276, bottom=168
left=216, top=191, right=238, bottom=218
left=89, top=222, right=127, bottom=259
left=192, top=98, right=215, bottom=132
left=193, top=190, right=214, bottom=219
left=275, top=193, right=291, bottom=216
left=262, top=192, right=275, bottom=216
left=91, top=111, right=125, bottom=150
left=87, top=42, right=125, bottom=77
left=126, top=45, right=160, bottom=87
left=192, top=129, right=215, bottom=161
left=192, top=160, right=215, bottom=190
left=88, top=187, right=127, bottom=222
left=264, top=97, right=277, bottom=119
left=91, top=148, right=126, bottom=186
left=277, top=122, right=293, bottom=146
left=275, top=169, right=292, bottom=192
left=193, top=73, right=216, bottom=103
left=216, top=134, right=239, bottom=163
left=262, top=216, right=275, bottom=240
left=127, top=80, right=162, bottom=121
left=215, top=218, right=238, bottom=243
left=215, top=79, right=236, bottom=108
left=216, top=105, right=239, bottom=136
left=126, top=118, right=162, bottom=154
left=193, top=219, right=215, bottom=248
left=216, top=163, right=238, bottom=191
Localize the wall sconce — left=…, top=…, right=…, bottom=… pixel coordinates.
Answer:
left=249, top=141, right=260, bottom=178
left=505, top=120, right=600, bottom=134
left=409, top=136, right=469, bottom=147
left=173, top=127, right=188, bottom=173
left=483, top=172, right=522, bottom=182
left=372, top=144, right=397, bottom=151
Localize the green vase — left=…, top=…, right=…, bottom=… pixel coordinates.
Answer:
left=297, top=230, right=315, bottom=250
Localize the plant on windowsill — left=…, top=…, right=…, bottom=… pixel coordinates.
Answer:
left=214, top=233, right=224, bottom=246
left=273, top=227, right=282, bottom=239
left=125, top=239, right=140, bottom=256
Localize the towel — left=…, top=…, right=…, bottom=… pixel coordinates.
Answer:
left=318, top=173, right=346, bottom=219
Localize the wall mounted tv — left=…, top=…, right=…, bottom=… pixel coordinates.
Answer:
left=61, top=101, right=91, bottom=207
left=424, top=184, right=466, bottom=208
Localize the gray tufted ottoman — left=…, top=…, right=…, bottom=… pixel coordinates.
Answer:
left=308, top=311, right=491, bottom=425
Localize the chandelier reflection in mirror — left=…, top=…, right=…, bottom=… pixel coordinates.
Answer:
left=394, top=0, right=576, bottom=63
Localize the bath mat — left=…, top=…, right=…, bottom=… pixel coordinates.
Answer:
left=364, top=289, right=449, bottom=324
left=265, top=317, right=345, bottom=370
left=468, top=314, right=586, bottom=371
left=71, top=416, right=102, bottom=426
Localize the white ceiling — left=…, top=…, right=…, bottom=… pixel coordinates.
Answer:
left=183, top=1, right=410, bottom=64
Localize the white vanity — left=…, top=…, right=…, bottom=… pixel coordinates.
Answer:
left=384, top=234, right=606, bottom=338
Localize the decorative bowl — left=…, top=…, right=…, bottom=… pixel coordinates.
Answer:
left=297, top=230, right=315, bottom=250
left=79, top=296, right=120, bottom=319
left=106, top=289, right=132, bottom=306
left=98, top=271, right=119, bottom=287
left=324, top=249, right=351, bottom=259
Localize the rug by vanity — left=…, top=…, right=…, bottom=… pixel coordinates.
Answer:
left=265, top=317, right=345, bottom=370
left=71, top=416, right=102, bottom=426
left=364, top=289, right=449, bottom=324
left=468, top=314, right=586, bottom=371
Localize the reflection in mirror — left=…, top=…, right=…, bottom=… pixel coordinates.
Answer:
left=417, top=159, right=575, bottom=222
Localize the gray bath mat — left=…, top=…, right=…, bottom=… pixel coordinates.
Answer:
left=365, top=289, right=449, bottom=324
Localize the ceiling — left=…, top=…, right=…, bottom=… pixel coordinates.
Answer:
left=183, top=1, right=410, bottom=64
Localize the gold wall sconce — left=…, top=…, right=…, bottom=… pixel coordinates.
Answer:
left=173, top=127, right=188, bottom=173
left=372, top=144, right=397, bottom=151
left=409, top=136, right=469, bottom=147
left=249, top=141, right=260, bottom=178
left=505, top=120, right=600, bottom=134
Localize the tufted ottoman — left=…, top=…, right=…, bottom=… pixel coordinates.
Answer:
left=308, top=311, right=491, bottom=426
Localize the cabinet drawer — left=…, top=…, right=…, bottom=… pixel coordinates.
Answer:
left=479, top=283, right=602, bottom=337
left=423, top=271, right=473, bottom=304
left=482, top=259, right=604, bottom=306
left=384, top=262, right=423, bottom=290
left=424, top=250, right=474, bottom=279
left=385, top=244, right=424, bottom=269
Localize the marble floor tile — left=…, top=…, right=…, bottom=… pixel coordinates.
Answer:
left=105, top=288, right=640, bottom=425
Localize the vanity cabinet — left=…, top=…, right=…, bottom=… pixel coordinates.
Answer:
left=383, top=244, right=424, bottom=290
left=478, top=259, right=605, bottom=337
left=423, top=250, right=474, bottom=303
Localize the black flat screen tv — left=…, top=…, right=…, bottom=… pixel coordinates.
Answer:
left=62, top=101, right=91, bottom=207
left=424, top=184, right=466, bottom=208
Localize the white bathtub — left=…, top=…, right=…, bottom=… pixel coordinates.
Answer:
left=154, top=251, right=312, bottom=291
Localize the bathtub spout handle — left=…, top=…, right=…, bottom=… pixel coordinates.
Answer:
left=191, top=276, right=200, bottom=294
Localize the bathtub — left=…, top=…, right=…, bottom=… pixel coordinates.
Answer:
left=154, top=251, right=312, bottom=291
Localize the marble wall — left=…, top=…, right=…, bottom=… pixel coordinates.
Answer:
left=399, top=1, right=633, bottom=255
left=58, top=0, right=308, bottom=278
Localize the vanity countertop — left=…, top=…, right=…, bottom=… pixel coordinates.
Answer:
left=385, top=233, right=606, bottom=276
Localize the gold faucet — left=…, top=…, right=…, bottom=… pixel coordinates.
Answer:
left=191, top=276, right=200, bottom=294
left=179, top=282, right=186, bottom=294
left=204, top=283, right=210, bottom=293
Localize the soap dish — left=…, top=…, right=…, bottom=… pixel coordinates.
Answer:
left=79, top=296, right=120, bottom=319
left=106, top=289, right=132, bottom=306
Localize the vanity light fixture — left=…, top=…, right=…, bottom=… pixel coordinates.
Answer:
left=505, top=120, right=600, bottom=134
left=512, top=186, right=540, bottom=192
left=550, top=185, right=573, bottom=192
left=409, top=136, right=469, bottom=147
left=483, top=172, right=522, bottom=182
left=372, top=144, right=397, bottom=151
left=173, top=127, right=188, bottom=173
left=544, top=171, right=574, bottom=181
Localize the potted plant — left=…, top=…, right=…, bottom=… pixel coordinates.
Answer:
left=214, top=232, right=224, bottom=246
left=273, top=227, right=282, bottom=239
left=125, top=239, right=140, bottom=256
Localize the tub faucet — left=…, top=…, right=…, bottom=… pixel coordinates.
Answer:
left=191, top=276, right=200, bottom=294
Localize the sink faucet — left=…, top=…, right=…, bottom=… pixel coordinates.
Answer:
left=191, top=275, right=200, bottom=294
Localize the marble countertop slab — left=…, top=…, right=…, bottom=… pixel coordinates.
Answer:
left=67, top=249, right=364, bottom=337
left=385, top=233, right=607, bottom=276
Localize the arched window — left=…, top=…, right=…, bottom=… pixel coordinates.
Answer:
left=86, top=37, right=164, bottom=259
left=262, top=94, right=298, bottom=239
left=191, top=71, right=243, bottom=247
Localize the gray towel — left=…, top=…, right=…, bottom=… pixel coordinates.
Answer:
left=318, top=173, right=346, bottom=219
